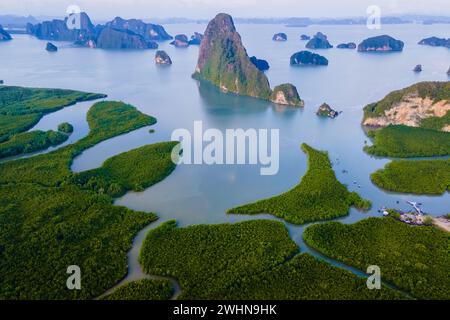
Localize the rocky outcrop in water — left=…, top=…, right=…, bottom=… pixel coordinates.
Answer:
left=26, top=12, right=95, bottom=41
left=155, top=50, right=172, bottom=65
left=170, top=34, right=189, bottom=47
left=337, top=42, right=356, bottom=49
left=273, top=33, right=287, bottom=41
left=317, top=103, right=339, bottom=118
left=105, top=17, right=172, bottom=41
left=27, top=14, right=170, bottom=50
left=45, top=42, right=57, bottom=52
left=189, top=32, right=203, bottom=45
left=193, top=13, right=272, bottom=99
left=306, top=32, right=332, bottom=49
left=250, top=56, right=270, bottom=71
left=418, top=36, right=450, bottom=48
left=95, top=27, right=158, bottom=49
left=0, top=25, right=12, bottom=41
left=358, top=35, right=404, bottom=52
left=413, top=64, right=422, bottom=72
left=270, top=84, right=304, bottom=107
left=300, top=34, right=310, bottom=41
left=193, top=13, right=301, bottom=106
left=290, top=51, right=328, bottom=66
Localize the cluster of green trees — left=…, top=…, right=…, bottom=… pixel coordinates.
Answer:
left=228, top=143, right=371, bottom=225
left=0, top=86, right=104, bottom=142
left=370, top=159, right=450, bottom=195
left=303, top=217, right=450, bottom=299
left=58, top=122, right=74, bottom=134
left=101, top=279, right=174, bottom=300
left=0, top=97, right=177, bottom=299
left=420, top=110, right=450, bottom=131
left=364, top=125, right=450, bottom=157
left=0, top=129, right=68, bottom=159
left=69, top=141, right=178, bottom=198
left=139, top=220, right=403, bottom=300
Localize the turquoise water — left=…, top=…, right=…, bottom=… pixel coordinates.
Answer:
left=1, top=23, right=449, bottom=227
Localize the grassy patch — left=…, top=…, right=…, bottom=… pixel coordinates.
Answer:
left=364, top=125, right=450, bottom=157
left=420, top=110, right=450, bottom=131
left=227, top=143, right=371, bottom=225
left=140, top=220, right=403, bottom=300
left=101, top=279, right=174, bottom=300
left=371, top=159, right=450, bottom=194
left=303, top=217, right=450, bottom=299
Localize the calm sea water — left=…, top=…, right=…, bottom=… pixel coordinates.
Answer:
left=1, top=23, right=449, bottom=238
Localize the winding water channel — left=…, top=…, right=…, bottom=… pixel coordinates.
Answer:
left=1, top=22, right=449, bottom=298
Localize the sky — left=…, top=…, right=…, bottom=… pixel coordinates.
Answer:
left=1, top=0, right=450, bottom=20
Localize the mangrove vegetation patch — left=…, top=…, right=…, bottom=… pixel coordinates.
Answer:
left=227, top=143, right=371, bottom=225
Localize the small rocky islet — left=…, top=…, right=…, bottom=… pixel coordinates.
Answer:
left=337, top=42, right=356, bottom=49
left=170, top=34, right=190, bottom=48
left=250, top=56, right=270, bottom=71
left=272, top=33, right=287, bottom=41
left=188, top=32, right=203, bottom=45
left=357, top=35, right=404, bottom=52
left=0, top=25, right=12, bottom=41
left=155, top=50, right=172, bottom=65
left=418, top=36, right=450, bottom=48
left=317, top=103, right=340, bottom=118
left=300, top=34, right=310, bottom=41
left=306, top=32, right=333, bottom=49
left=193, top=13, right=303, bottom=107
left=45, top=42, right=58, bottom=52
left=290, top=51, right=328, bottom=66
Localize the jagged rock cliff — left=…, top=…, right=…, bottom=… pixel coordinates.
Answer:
left=193, top=13, right=302, bottom=106
left=363, top=81, right=450, bottom=131
left=193, top=13, right=272, bottom=99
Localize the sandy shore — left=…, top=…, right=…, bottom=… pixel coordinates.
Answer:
left=433, top=217, right=450, bottom=233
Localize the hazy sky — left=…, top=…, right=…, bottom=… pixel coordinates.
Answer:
left=1, top=0, right=450, bottom=20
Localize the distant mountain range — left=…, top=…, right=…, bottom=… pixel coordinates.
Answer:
left=1, top=14, right=450, bottom=30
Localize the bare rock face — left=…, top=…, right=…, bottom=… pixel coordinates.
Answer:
left=155, top=50, right=172, bottom=65
left=193, top=13, right=271, bottom=100
left=363, top=81, right=450, bottom=130
left=358, top=35, right=404, bottom=52
left=270, top=84, right=304, bottom=107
